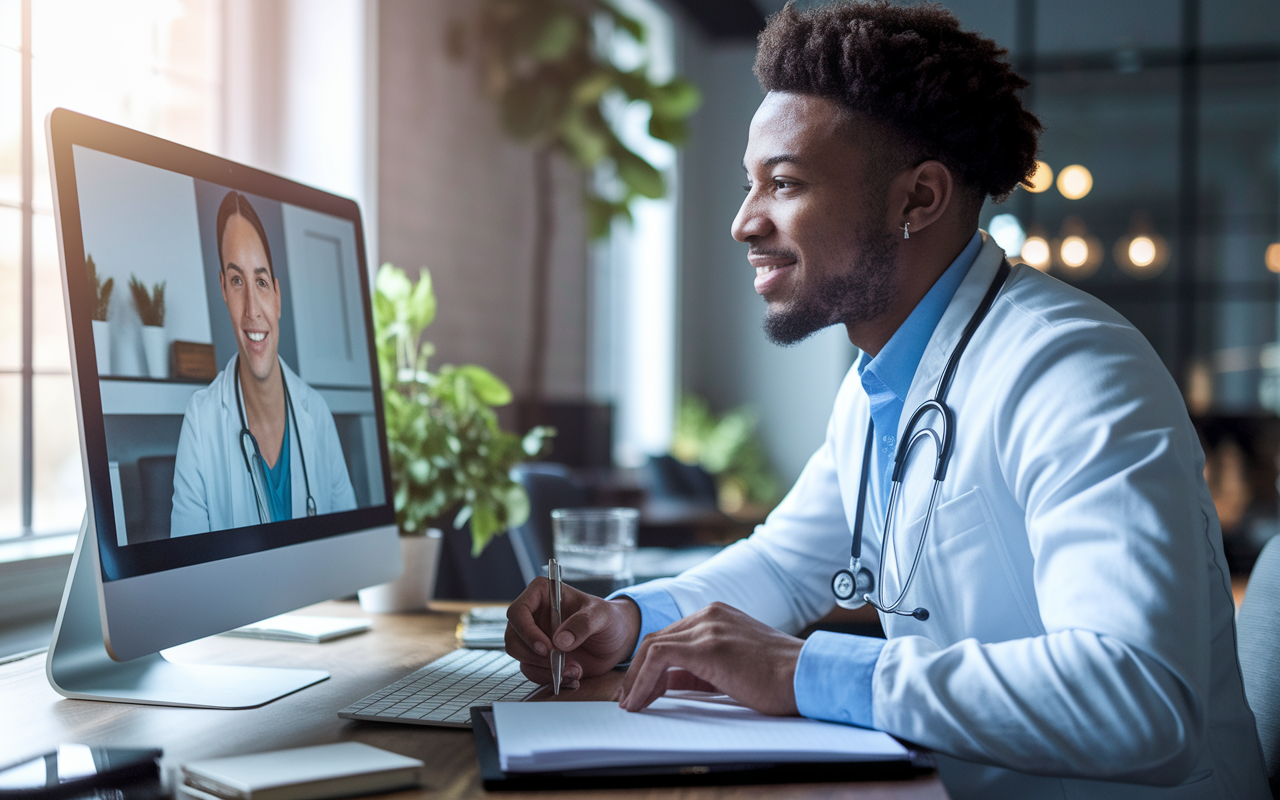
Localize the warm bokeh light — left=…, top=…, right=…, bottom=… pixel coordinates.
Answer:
left=1061, top=235, right=1089, bottom=267
left=1129, top=236, right=1157, bottom=268
left=1057, top=165, right=1093, bottom=200
left=1026, top=160, right=1053, bottom=193
left=1022, top=236, right=1051, bottom=270
left=1267, top=243, right=1280, bottom=274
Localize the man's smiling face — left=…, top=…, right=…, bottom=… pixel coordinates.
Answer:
left=219, top=213, right=281, bottom=383
left=732, top=92, right=901, bottom=345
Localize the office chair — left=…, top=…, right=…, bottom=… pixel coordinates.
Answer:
left=1237, top=534, right=1280, bottom=797
left=507, top=463, right=588, bottom=585
left=136, top=455, right=177, bottom=543
left=643, top=454, right=718, bottom=506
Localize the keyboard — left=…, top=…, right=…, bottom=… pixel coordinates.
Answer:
left=338, top=648, right=539, bottom=728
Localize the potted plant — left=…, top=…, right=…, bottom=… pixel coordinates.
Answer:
left=87, top=254, right=113, bottom=374
left=450, top=1, right=701, bottom=417
left=129, top=276, right=167, bottom=379
left=359, top=264, right=553, bottom=612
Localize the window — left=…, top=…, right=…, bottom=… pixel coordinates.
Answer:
left=1, top=0, right=222, bottom=538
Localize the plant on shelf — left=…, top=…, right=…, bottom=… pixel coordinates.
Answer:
left=671, top=393, right=781, bottom=517
left=375, top=263, right=553, bottom=555
left=449, top=0, right=701, bottom=409
left=87, top=254, right=112, bottom=321
left=128, top=276, right=166, bottom=327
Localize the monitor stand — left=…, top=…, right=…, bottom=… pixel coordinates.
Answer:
left=46, top=514, right=328, bottom=708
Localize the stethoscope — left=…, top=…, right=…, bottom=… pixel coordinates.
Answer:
left=831, top=260, right=1011, bottom=621
left=235, top=355, right=316, bottom=522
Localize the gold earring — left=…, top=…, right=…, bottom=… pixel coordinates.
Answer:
left=903, top=222, right=910, bottom=240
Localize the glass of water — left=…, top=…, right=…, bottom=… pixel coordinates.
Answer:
left=551, top=508, right=640, bottom=596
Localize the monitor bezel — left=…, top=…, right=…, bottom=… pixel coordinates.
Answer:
left=48, top=107, right=396, bottom=583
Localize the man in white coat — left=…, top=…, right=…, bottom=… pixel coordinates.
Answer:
left=171, top=191, right=356, bottom=536
left=503, top=3, right=1270, bottom=798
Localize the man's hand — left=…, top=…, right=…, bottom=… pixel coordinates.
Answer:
left=505, top=578, right=641, bottom=690
left=617, top=602, right=803, bottom=716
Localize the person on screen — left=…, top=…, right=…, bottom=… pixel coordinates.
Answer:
left=170, top=191, right=357, bottom=536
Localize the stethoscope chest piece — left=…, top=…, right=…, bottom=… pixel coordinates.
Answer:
left=832, top=562, right=875, bottom=610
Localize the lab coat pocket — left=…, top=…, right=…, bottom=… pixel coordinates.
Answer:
left=920, top=487, right=1043, bottom=642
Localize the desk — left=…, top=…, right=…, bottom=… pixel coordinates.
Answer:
left=0, top=601, right=947, bottom=799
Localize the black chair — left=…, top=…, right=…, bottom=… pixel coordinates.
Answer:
left=643, top=454, right=718, bottom=507
left=507, top=463, right=588, bottom=585
left=135, top=455, right=176, bottom=543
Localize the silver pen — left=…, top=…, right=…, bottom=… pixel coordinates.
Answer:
left=548, top=557, right=564, bottom=695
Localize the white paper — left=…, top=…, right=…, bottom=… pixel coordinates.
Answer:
left=223, top=614, right=371, bottom=643
left=492, top=695, right=910, bottom=772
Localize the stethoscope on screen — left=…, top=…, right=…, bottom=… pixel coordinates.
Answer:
left=831, top=260, right=1011, bottom=622
left=235, top=355, right=316, bottom=523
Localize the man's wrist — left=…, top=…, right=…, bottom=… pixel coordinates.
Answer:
left=607, top=596, right=641, bottom=666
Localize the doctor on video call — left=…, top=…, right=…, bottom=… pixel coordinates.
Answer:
left=171, top=190, right=357, bottom=536
left=504, top=3, right=1270, bottom=798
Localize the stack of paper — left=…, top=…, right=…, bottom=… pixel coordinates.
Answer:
left=492, top=695, right=910, bottom=773
left=180, top=742, right=423, bottom=800
left=223, top=615, right=371, bottom=644
left=456, top=606, right=507, bottom=649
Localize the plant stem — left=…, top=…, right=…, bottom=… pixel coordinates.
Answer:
left=524, top=144, right=554, bottom=412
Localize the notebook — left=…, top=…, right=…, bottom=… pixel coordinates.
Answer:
left=222, top=615, right=371, bottom=644
left=491, top=693, right=911, bottom=773
left=179, top=742, right=422, bottom=800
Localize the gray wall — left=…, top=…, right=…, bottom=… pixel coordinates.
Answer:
left=674, top=20, right=855, bottom=487
left=377, top=0, right=590, bottom=401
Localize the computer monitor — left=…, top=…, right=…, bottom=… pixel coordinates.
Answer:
left=43, top=108, right=401, bottom=708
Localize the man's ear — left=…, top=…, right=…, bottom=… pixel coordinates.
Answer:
left=893, top=160, right=954, bottom=237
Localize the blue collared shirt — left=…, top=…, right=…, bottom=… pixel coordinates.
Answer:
left=615, top=230, right=983, bottom=728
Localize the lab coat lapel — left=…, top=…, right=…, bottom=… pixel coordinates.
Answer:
left=217, top=355, right=260, bottom=531
left=281, top=361, right=310, bottom=519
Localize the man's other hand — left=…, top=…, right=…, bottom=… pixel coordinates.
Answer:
left=617, top=602, right=803, bottom=716
left=505, top=578, right=641, bottom=690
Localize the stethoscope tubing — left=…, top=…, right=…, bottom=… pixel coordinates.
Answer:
left=235, top=355, right=316, bottom=522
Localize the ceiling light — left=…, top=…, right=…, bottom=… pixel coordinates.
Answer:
left=1022, top=236, right=1051, bottom=270
left=1061, top=236, right=1089, bottom=267
left=1025, top=161, right=1053, bottom=193
left=1057, top=165, right=1093, bottom=200
left=1114, top=212, right=1169, bottom=278
left=1053, top=216, right=1102, bottom=279
left=1267, top=243, right=1280, bottom=274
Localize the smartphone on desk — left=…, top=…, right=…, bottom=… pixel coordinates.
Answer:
left=0, top=746, right=162, bottom=800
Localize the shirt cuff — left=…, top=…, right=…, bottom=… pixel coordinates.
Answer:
left=794, top=631, right=886, bottom=728
left=607, top=582, right=683, bottom=661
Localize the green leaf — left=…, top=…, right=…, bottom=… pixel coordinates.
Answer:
left=614, top=147, right=666, bottom=199
left=502, top=483, right=530, bottom=530
left=532, top=12, right=580, bottom=61
left=455, top=364, right=513, bottom=406
left=649, top=78, right=702, bottom=119
left=560, top=108, right=609, bottom=166
left=468, top=502, right=502, bottom=556
left=408, top=267, right=436, bottom=332
left=648, top=115, right=689, bottom=145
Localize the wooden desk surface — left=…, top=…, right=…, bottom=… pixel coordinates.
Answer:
left=1, top=601, right=947, bottom=799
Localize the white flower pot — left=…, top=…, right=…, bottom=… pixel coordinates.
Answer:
left=358, top=529, right=443, bottom=613
left=142, top=325, right=167, bottom=379
left=92, top=320, right=110, bottom=375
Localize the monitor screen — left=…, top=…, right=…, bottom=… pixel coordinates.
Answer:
left=51, top=112, right=395, bottom=587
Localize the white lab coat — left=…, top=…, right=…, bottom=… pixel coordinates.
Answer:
left=170, top=356, right=358, bottom=536
left=643, top=234, right=1270, bottom=798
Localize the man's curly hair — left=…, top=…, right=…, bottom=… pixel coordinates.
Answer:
left=755, top=1, right=1041, bottom=204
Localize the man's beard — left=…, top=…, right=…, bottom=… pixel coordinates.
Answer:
left=761, top=224, right=899, bottom=346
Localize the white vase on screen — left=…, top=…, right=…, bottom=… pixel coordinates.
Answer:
left=92, top=320, right=111, bottom=375
left=142, top=325, right=167, bottom=379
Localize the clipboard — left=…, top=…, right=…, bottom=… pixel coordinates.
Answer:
left=470, top=706, right=935, bottom=791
